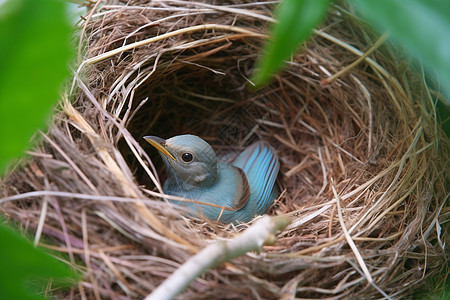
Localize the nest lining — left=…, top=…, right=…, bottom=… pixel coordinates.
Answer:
left=1, top=0, right=449, bottom=299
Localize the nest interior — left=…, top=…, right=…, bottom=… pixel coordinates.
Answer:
left=1, top=0, right=449, bottom=299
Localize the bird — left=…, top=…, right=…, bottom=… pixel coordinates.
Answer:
left=144, top=134, right=279, bottom=223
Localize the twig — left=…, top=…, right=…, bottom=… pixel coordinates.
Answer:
left=144, top=215, right=290, bottom=300
left=34, top=193, right=49, bottom=247
left=347, top=260, right=391, bottom=299
left=314, top=147, right=328, bottom=202
left=41, top=132, right=99, bottom=193
left=321, top=33, right=388, bottom=85
left=331, top=180, right=373, bottom=283
left=82, top=209, right=101, bottom=300
left=51, top=198, right=75, bottom=264
left=286, top=204, right=331, bottom=230
left=79, top=24, right=265, bottom=67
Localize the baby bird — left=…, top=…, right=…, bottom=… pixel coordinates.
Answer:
left=144, top=134, right=279, bottom=223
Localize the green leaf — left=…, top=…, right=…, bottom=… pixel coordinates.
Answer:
left=0, top=222, right=76, bottom=300
left=251, top=0, right=331, bottom=87
left=0, top=0, right=76, bottom=298
left=350, top=0, right=450, bottom=106
left=0, top=0, right=73, bottom=173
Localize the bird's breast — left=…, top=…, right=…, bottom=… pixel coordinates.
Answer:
left=163, top=163, right=250, bottom=222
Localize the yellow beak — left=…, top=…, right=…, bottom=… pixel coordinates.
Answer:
left=144, top=136, right=177, bottom=161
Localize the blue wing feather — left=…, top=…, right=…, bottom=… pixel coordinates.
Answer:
left=232, top=141, right=279, bottom=215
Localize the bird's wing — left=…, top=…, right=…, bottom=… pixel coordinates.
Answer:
left=232, top=141, right=279, bottom=212
left=228, top=167, right=250, bottom=210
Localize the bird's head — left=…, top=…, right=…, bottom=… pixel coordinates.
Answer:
left=144, top=134, right=218, bottom=187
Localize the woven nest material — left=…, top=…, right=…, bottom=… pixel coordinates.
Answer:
left=1, top=0, right=449, bottom=299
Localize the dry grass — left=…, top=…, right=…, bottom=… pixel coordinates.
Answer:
left=1, top=0, right=449, bottom=299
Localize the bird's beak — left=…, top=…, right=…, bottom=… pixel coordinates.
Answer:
left=144, top=136, right=177, bottom=161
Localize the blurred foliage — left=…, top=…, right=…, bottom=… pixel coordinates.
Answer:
left=0, top=0, right=76, bottom=299
left=351, top=0, right=450, bottom=107
left=352, top=0, right=450, bottom=137
left=252, top=0, right=450, bottom=111
left=251, top=0, right=331, bottom=87
left=0, top=0, right=73, bottom=172
left=0, top=221, right=77, bottom=300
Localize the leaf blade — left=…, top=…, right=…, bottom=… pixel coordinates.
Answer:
left=0, top=0, right=73, bottom=172
left=251, top=0, right=331, bottom=87
left=0, top=222, right=76, bottom=300
left=351, top=0, right=450, bottom=105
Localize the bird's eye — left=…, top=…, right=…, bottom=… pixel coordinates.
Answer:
left=181, top=152, right=193, bottom=162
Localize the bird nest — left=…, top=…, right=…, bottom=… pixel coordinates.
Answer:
left=1, top=0, right=449, bottom=299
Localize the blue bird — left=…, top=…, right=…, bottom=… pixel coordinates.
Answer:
left=144, top=134, right=279, bottom=223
